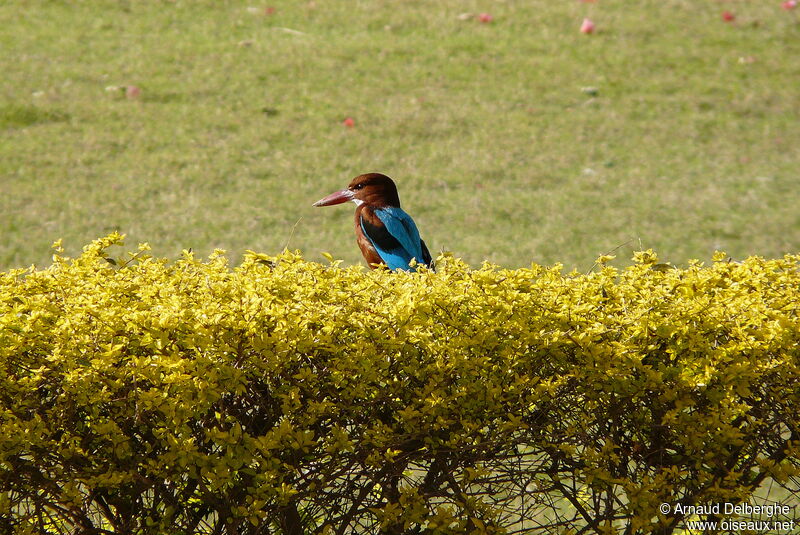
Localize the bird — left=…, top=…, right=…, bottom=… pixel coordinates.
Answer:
left=313, top=173, right=434, bottom=271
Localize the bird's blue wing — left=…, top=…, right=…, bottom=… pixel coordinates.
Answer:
left=374, top=207, right=425, bottom=262
left=360, top=206, right=427, bottom=271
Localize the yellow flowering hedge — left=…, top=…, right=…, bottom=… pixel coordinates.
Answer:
left=1, top=234, right=799, bottom=534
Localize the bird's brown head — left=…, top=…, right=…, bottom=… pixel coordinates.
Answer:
left=312, top=173, right=401, bottom=208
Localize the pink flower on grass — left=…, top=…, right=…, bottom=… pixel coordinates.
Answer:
left=125, top=85, right=141, bottom=99
left=342, top=117, right=355, bottom=128
left=782, top=0, right=797, bottom=10
left=478, top=13, right=493, bottom=23
left=722, top=11, right=735, bottom=22
left=580, top=18, right=595, bottom=34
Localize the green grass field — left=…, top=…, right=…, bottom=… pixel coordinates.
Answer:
left=2, top=0, right=799, bottom=272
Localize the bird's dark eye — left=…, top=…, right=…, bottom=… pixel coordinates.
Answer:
left=353, top=183, right=365, bottom=190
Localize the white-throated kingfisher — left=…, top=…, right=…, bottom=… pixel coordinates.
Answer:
left=313, top=173, right=434, bottom=271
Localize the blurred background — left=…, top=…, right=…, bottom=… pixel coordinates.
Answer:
left=2, top=0, right=798, bottom=272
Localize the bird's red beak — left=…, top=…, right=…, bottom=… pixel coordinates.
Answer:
left=313, top=189, right=354, bottom=207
